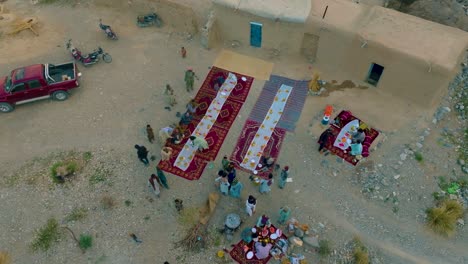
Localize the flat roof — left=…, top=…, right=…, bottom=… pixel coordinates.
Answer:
left=359, top=6, right=468, bottom=71
left=213, top=0, right=311, bottom=23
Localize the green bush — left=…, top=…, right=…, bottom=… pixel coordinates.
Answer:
left=31, top=218, right=62, bottom=252
left=79, top=234, right=93, bottom=251
left=83, top=152, right=93, bottom=162
left=65, top=207, right=88, bottom=222
left=318, top=239, right=332, bottom=257
left=414, top=152, right=423, bottom=162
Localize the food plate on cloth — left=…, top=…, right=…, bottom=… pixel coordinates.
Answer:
left=270, top=233, right=278, bottom=239
left=246, top=251, right=254, bottom=259
left=275, top=229, right=282, bottom=236
left=269, top=227, right=276, bottom=233
left=262, top=229, right=269, bottom=237
left=252, top=228, right=257, bottom=233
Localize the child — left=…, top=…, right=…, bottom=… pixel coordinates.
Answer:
left=146, top=124, right=155, bottom=143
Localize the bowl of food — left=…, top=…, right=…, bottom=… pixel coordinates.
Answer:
left=246, top=251, right=254, bottom=259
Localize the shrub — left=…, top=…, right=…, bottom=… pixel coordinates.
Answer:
left=438, top=176, right=450, bottom=190
left=31, top=218, right=62, bottom=252
left=0, top=251, right=11, bottom=264
left=79, top=234, right=93, bottom=251
left=65, top=207, right=88, bottom=222
left=414, top=152, right=423, bottom=162
left=101, top=196, right=116, bottom=210
left=318, top=239, right=331, bottom=257
left=89, top=167, right=111, bottom=185
left=50, top=162, right=64, bottom=183
left=425, top=200, right=464, bottom=237
left=83, top=152, right=93, bottom=162
left=124, top=200, right=132, bottom=207
left=353, top=247, right=369, bottom=264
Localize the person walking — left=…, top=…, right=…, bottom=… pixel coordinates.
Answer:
left=146, top=124, right=155, bottom=143
left=156, top=167, right=169, bottom=189
left=245, top=195, right=257, bottom=216
left=277, top=206, right=291, bottom=225
left=180, top=47, right=186, bottom=58
left=161, top=146, right=173, bottom=161
left=221, top=155, right=230, bottom=171
left=134, top=145, right=149, bottom=166
left=164, top=84, right=177, bottom=107
left=259, top=173, right=273, bottom=194
left=184, top=67, right=198, bottom=92
left=229, top=178, right=243, bottom=198
left=148, top=174, right=161, bottom=198
left=278, top=166, right=289, bottom=189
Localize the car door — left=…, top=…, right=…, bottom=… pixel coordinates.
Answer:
left=8, top=83, right=30, bottom=103
left=26, top=79, right=48, bottom=99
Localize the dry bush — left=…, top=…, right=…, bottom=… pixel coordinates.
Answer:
left=426, top=200, right=464, bottom=236
left=0, top=251, right=11, bottom=264
left=101, top=195, right=116, bottom=210
left=353, top=247, right=369, bottom=264
left=177, top=207, right=200, bottom=228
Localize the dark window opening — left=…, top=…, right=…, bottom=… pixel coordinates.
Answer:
left=12, top=83, right=26, bottom=93
left=28, top=80, right=42, bottom=89
left=366, top=63, right=384, bottom=86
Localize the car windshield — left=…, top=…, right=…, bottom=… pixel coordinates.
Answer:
left=4, top=74, right=12, bottom=92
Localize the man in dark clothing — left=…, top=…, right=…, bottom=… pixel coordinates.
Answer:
left=134, top=145, right=149, bottom=166
left=318, top=129, right=333, bottom=153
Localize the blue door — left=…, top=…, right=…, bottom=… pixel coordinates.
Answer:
left=250, top=22, right=262, bottom=47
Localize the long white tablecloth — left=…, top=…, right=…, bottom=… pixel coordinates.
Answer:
left=240, top=84, right=292, bottom=171
left=174, top=73, right=238, bottom=171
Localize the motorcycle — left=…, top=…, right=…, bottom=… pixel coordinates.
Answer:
left=66, top=39, right=112, bottom=67
left=137, top=12, right=162, bottom=28
left=99, top=19, right=118, bottom=40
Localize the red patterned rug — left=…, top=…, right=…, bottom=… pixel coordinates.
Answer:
left=229, top=240, right=270, bottom=264
left=320, top=110, right=380, bottom=166
left=230, top=120, right=286, bottom=178
left=158, top=67, right=254, bottom=180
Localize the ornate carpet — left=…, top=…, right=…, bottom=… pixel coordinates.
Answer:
left=158, top=66, right=253, bottom=180
left=321, top=110, right=380, bottom=166
left=230, top=120, right=286, bottom=178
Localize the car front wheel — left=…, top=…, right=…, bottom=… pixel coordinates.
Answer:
left=0, top=102, right=14, bottom=113
left=52, top=91, right=69, bottom=101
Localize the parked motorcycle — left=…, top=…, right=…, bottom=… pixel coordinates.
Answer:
left=99, top=19, right=118, bottom=40
left=66, top=39, right=112, bottom=67
left=137, top=12, right=162, bottom=28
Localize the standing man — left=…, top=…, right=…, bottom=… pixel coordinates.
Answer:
left=148, top=174, right=161, bottom=198
left=278, top=166, right=289, bottom=189
left=134, top=145, right=149, bottom=166
left=184, top=67, right=198, bottom=92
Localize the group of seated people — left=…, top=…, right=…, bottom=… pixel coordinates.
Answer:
left=318, top=126, right=365, bottom=157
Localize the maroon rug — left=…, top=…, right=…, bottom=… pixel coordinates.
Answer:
left=320, top=110, right=380, bottom=166
left=158, top=67, right=254, bottom=180
left=230, top=120, right=286, bottom=178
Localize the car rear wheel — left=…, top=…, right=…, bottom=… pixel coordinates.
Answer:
left=52, top=91, right=69, bottom=101
left=0, top=102, right=14, bottom=113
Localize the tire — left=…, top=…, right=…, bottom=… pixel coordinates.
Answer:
left=103, top=53, right=112, bottom=63
left=0, top=102, right=14, bottom=113
left=52, top=91, right=69, bottom=101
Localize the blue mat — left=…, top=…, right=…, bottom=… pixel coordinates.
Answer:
left=248, top=75, right=309, bottom=131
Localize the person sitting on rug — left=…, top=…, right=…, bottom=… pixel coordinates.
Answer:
left=189, top=135, right=209, bottom=151
left=256, top=214, right=272, bottom=228
left=259, top=156, right=275, bottom=172
left=352, top=128, right=365, bottom=144
left=186, top=99, right=198, bottom=114
left=241, top=227, right=254, bottom=243
left=214, top=170, right=230, bottom=195
left=255, top=241, right=273, bottom=259
left=161, top=146, right=173, bottom=161
left=350, top=140, right=363, bottom=156
left=170, top=127, right=184, bottom=144
left=318, top=128, right=333, bottom=154
left=159, top=126, right=174, bottom=144
left=179, top=111, right=193, bottom=126
left=213, top=75, right=226, bottom=91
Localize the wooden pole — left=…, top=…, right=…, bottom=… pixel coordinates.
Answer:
left=322, top=5, right=329, bottom=19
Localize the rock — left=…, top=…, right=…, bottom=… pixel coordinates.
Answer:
left=416, top=143, right=423, bottom=149
left=294, top=228, right=305, bottom=238
left=400, top=153, right=407, bottom=161
left=458, top=159, right=465, bottom=166
left=394, top=175, right=401, bottom=180
left=449, top=194, right=458, bottom=200
left=381, top=179, right=389, bottom=186
left=303, top=236, right=320, bottom=248
left=458, top=219, right=465, bottom=226
left=318, top=222, right=325, bottom=229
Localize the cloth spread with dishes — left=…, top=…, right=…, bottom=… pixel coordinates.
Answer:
left=230, top=223, right=287, bottom=264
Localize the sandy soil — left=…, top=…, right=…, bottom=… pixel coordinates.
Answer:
left=0, top=1, right=466, bottom=264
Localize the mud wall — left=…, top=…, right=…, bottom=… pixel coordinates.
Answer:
left=94, top=0, right=198, bottom=34
left=311, top=24, right=454, bottom=107
left=212, top=4, right=305, bottom=54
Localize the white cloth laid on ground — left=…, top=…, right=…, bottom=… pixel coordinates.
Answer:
left=240, top=84, right=292, bottom=171
left=333, top=119, right=360, bottom=150
left=174, top=73, right=238, bottom=171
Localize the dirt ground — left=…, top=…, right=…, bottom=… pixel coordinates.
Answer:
left=0, top=1, right=467, bottom=264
